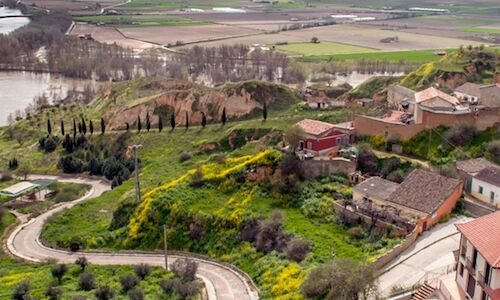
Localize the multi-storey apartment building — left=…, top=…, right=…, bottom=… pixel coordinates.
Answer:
left=455, top=212, right=500, bottom=300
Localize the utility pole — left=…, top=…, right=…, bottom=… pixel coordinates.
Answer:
left=163, top=224, right=168, bottom=270
left=130, top=144, right=143, bottom=204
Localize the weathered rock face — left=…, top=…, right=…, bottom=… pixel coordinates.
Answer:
left=437, top=73, right=467, bottom=89
left=101, top=80, right=294, bottom=130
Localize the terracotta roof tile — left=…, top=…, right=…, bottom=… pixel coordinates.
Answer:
left=456, top=211, right=500, bottom=268
left=455, top=82, right=483, bottom=97
left=455, top=158, right=498, bottom=175
left=386, top=169, right=462, bottom=214
left=295, top=119, right=335, bottom=136
left=415, top=87, right=460, bottom=105
left=475, top=166, right=500, bottom=186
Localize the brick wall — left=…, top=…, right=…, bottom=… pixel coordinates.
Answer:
left=355, top=107, right=500, bottom=140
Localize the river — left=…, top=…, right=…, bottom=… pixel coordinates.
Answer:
left=0, top=71, right=101, bottom=125
left=0, top=7, right=30, bottom=35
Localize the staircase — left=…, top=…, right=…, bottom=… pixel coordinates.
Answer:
left=411, top=283, right=436, bottom=300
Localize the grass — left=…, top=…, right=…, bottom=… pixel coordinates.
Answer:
left=414, top=16, right=498, bottom=25
left=74, top=14, right=211, bottom=27
left=297, top=49, right=456, bottom=63
left=276, top=41, right=376, bottom=56
left=458, top=26, right=500, bottom=34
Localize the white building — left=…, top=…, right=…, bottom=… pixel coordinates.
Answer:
left=454, top=212, right=500, bottom=300
left=471, top=167, right=500, bottom=208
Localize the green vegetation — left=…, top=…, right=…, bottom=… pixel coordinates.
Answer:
left=458, top=26, right=500, bottom=34
left=415, top=16, right=498, bottom=25
left=276, top=41, right=376, bottom=56
left=364, top=125, right=500, bottom=166
left=297, top=49, right=456, bottom=64
left=400, top=48, right=500, bottom=90
left=350, top=75, right=402, bottom=99
left=74, top=14, right=211, bottom=27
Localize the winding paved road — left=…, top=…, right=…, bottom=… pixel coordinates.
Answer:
left=7, top=175, right=258, bottom=300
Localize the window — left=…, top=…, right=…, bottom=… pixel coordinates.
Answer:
left=490, top=191, right=495, bottom=202
left=479, top=186, right=484, bottom=194
left=472, top=248, right=478, bottom=270
left=459, top=263, right=464, bottom=277
left=485, top=263, right=492, bottom=285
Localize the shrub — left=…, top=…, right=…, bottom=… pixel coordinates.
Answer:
left=348, top=226, right=365, bottom=239
left=238, top=218, right=260, bottom=242
left=284, top=238, right=310, bottom=262
left=386, top=170, right=405, bottom=183
left=58, top=155, right=85, bottom=173
left=301, top=259, right=378, bottom=299
left=78, top=272, right=96, bottom=291
left=255, top=211, right=289, bottom=253
left=51, top=264, right=68, bottom=284
left=179, top=151, right=192, bottom=162
left=159, top=278, right=199, bottom=300
left=300, top=195, right=332, bottom=219
left=119, top=274, right=140, bottom=292
left=172, top=258, right=198, bottom=282
left=357, top=148, right=379, bottom=175
left=71, top=296, right=87, bottom=300
left=95, top=285, right=115, bottom=300
left=69, top=236, right=83, bottom=251
left=12, top=280, right=31, bottom=300
left=127, top=288, right=144, bottom=300
left=446, top=124, right=476, bottom=147
left=45, top=286, right=63, bottom=300
left=75, top=256, right=88, bottom=271
left=134, top=263, right=151, bottom=280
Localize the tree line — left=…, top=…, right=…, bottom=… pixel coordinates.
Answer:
left=0, top=10, right=167, bottom=81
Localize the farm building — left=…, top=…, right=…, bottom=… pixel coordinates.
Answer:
left=294, top=119, right=355, bottom=157
left=0, top=179, right=55, bottom=201
left=352, top=169, right=463, bottom=234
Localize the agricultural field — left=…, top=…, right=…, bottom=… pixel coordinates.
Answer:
left=276, top=41, right=376, bottom=56
left=458, top=26, right=500, bottom=34
left=69, top=24, right=157, bottom=49
left=297, top=49, right=456, bottom=63
left=74, top=14, right=211, bottom=27
left=118, top=24, right=260, bottom=46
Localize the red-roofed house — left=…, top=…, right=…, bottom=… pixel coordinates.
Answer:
left=455, top=211, right=500, bottom=300
left=414, top=87, right=464, bottom=123
left=295, top=119, right=355, bottom=156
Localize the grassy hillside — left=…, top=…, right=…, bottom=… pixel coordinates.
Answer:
left=1, top=77, right=389, bottom=299
left=400, top=48, right=500, bottom=90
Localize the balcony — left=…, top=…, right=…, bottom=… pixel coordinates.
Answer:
left=477, top=273, right=499, bottom=300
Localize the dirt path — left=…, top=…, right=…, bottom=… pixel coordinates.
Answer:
left=6, top=174, right=259, bottom=300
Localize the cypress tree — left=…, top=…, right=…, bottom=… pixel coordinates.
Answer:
left=263, top=102, right=267, bottom=121
left=60, top=120, right=65, bottom=136
left=185, top=112, right=189, bottom=129
left=170, top=114, right=176, bottom=130
left=221, top=107, right=227, bottom=126
left=126, top=122, right=130, bottom=132
left=158, top=115, right=163, bottom=132
left=73, top=119, right=77, bottom=138
left=146, top=112, right=151, bottom=132
left=63, top=134, right=73, bottom=153
left=101, top=118, right=105, bottom=134
left=47, top=118, right=52, bottom=135
left=201, top=112, right=207, bottom=128
left=137, top=115, right=142, bottom=132
left=81, top=117, right=87, bottom=135
left=78, top=123, right=82, bottom=134
left=89, top=120, right=94, bottom=135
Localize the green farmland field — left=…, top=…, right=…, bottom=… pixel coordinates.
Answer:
left=74, top=14, right=210, bottom=27
left=297, top=49, right=457, bottom=63
left=276, top=41, right=376, bottom=56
